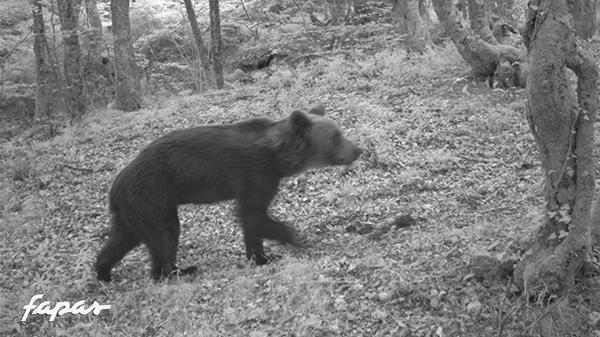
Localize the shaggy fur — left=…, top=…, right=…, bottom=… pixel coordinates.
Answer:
left=96, top=104, right=362, bottom=281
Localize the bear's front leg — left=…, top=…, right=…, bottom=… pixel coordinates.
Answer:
left=239, top=205, right=295, bottom=265
left=244, top=236, right=273, bottom=265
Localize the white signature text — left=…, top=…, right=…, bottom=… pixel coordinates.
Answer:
left=22, top=294, right=111, bottom=322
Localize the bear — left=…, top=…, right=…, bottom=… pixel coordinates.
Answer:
left=95, top=103, right=362, bottom=282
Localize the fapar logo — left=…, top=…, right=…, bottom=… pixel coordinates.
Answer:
left=22, top=294, right=111, bottom=322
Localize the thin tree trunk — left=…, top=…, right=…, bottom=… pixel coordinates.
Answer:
left=488, top=0, right=515, bottom=17
left=110, top=0, right=141, bottom=111
left=418, top=0, right=431, bottom=26
left=329, top=0, right=346, bottom=25
left=350, top=0, right=368, bottom=24
left=391, top=0, right=432, bottom=52
left=182, top=0, right=215, bottom=91
left=513, top=0, right=597, bottom=296
left=56, top=0, right=86, bottom=122
left=391, top=0, right=407, bottom=30
left=31, top=0, right=57, bottom=119
left=208, top=0, right=224, bottom=89
left=84, top=0, right=103, bottom=53
left=403, top=0, right=431, bottom=52
left=591, top=194, right=600, bottom=246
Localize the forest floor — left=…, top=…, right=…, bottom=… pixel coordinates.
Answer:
left=2, top=2, right=600, bottom=337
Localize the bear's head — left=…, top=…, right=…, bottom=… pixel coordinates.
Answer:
left=284, top=103, right=362, bottom=173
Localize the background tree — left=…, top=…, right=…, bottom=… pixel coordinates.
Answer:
left=487, top=0, right=516, bottom=18
left=431, top=0, right=523, bottom=86
left=209, top=0, right=224, bottom=89
left=513, top=0, right=598, bottom=296
left=469, top=0, right=497, bottom=44
left=329, top=0, right=347, bottom=25
left=468, top=0, right=518, bottom=45
left=83, top=0, right=103, bottom=55
left=391, top=0, right=432, bottom=53
left=56, top=0, right=86, bottom=122
left=182, top=0, right=215, bottom=91
left=31, top=0, right=58, bottom=119
left=110, top=0, right=141, bottom=111
left=350, top=0, right=369, bottom=24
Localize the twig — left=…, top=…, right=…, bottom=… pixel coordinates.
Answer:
left=0, top=29, right=33, bottom=97
left=239, top=0, right=252, bottom=22
left=278, top=313, right=296, bottom=326
left=53, top=161, right=95, bottom=173
left=549, top=109, right=579, bottom=193
left=0, top=29, right=32, bottom=66
left=480, top=205, right=513, bottom=214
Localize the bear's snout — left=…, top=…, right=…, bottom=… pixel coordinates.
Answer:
left=336, top=144, right=362, bottom=165
left=351, top=146, right=363, bottom=162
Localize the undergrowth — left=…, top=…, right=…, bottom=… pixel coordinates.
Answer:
left=1, top=35, right=599, bottom=337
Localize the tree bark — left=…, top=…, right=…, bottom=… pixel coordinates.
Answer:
left=31, top=0, right=58, bottom=119
left=488, top=0, right=515, bottom=18
left=208, top=0, right=224, bottom=89
left=418, top=0, right=431, bottom=26
left=431, top=0, right=523, bottom=85
left=350, top=0, right=368, bottom=24
left=570, top=0, right=596, bottom=39
left=56, top=0, right=86, bottom=122
left=513, top=0, right=597, bottom=296
left=182, top=0, right=215, bottom=91
left=84, top=0, right=103, bottom=53
left=392, top=0, right=433, bottom=53
left=469, top=0, right=496, bottom=44
left=329, top=0, right=347, bottom=25
left=391, top=0, right=407, bottom=30
left=110, top=0, right=141, bottom=111
left=592, top=196, right=600, bottom=246
left=394, top=0, right=432, bottom=53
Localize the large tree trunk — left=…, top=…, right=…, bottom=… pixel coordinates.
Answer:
left=513, top=0, right=598, bottom=296
left=56, top=0, right=86, bottom=122
left=431, top=0, right=522, bottom=79
left=208, top=0, right=224, bottom=89
left=31, top=0, right=58, bottom=119
left=110, top=0, right=141, bottom=111
left=182, top=0, right=215, bottom=91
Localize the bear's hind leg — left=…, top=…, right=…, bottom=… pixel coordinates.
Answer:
left=96, top=214, right=142, bottom=282
left=147, top=216, right=197, bottom=280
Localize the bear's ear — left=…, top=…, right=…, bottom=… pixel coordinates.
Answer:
left=308, top=103, right=326, bottom=116
left=290, top=110, right=312, bottom=134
